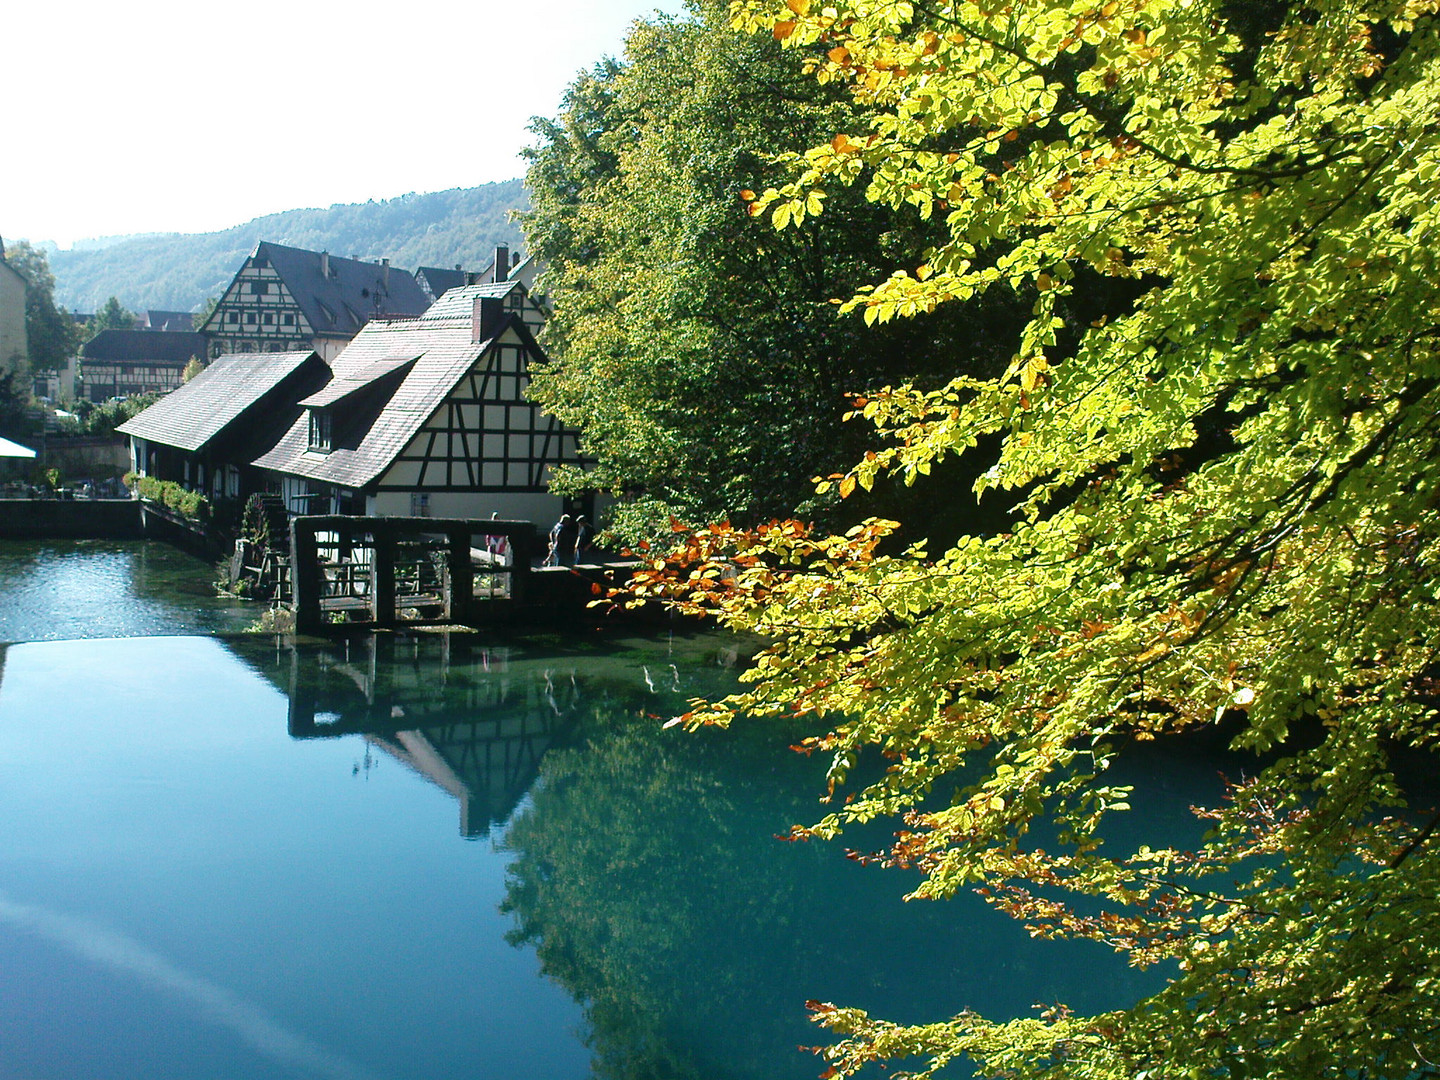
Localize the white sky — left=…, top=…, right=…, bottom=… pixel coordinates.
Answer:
left=2, top=0, right=684, bottom=248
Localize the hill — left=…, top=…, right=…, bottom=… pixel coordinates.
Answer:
left=47, top=181, right=530, bottom=314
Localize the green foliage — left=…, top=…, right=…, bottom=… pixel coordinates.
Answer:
left=626, top=0, right=1440, bottom=1075
left=128, top=473, right=210, bottom=523
left=42, top=182, right=530, bottom=313
left=0, top=370, right=35, bottom=443
left=191, top=297, right=218, bottom=330
left=78, top=394, right=157, bottom=438
left=524, top=0, right=1023, bottom=543
left=2, top=240, right=84, bottom=374
left=89, top=296, right=135, bottom=333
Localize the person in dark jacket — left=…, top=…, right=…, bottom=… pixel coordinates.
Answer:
left=546, top=514, right=578, bottom=566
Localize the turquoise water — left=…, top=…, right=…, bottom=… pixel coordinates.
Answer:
left=0, top=542, right=1208, bottom=1079
left=0, top=539, right=257, bottom=642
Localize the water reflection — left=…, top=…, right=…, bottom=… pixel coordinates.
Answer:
left=0, top=539, right=257, bottom=641
left=230, top=632, right=1167, bottom=1080
left=230, top=632, right=744, bottom=841
left=0, top=612, right=1206, bottom=1080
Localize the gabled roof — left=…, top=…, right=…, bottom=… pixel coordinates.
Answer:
left=81, top=329, right=206, bottom=363
left=253, top=286, right=545, bottom=489
left=144, top=310, right=196, bottom=332
left=118, top=350, right=319, bottom=452
left=216, top=242, right=432, bottom=338
left=299, top=356, right=418, bottom=408
left=415, top=267, right=470, bottom=302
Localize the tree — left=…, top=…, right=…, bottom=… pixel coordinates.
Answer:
left=90, top=296, right=135, bottom=334
left=0, top=370, right=33, bottom=443
left=631, top=0, right=1440, bottom=1075
left=2, top=240, right=83, bottom=375
left=523, top=0, right=1024, bottom=542
left=191, top=297, right=218, bottom=331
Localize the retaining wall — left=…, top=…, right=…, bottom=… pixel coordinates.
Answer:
left=0, top=498, right=144, bottom=540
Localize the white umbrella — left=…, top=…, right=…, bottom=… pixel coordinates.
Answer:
left=0, top=436, right=36, bottom=458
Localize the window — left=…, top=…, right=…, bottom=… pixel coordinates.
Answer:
left=282, top=313, right=295, bottom=326
left=227, top=312, right=240, bottom=324
left=250, top=281, right=270, bottom=295
left=308, top=410, right=332, bottom=453
left=245, top=312, right=257, bottom=325
left=507, top=290, right=524, bottom=309
left=262, top=313, right=274, bottom=325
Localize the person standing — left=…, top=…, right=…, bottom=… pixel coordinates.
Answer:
left=546, top=513, right=578, bottom=566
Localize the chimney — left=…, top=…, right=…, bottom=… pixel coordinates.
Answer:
left=472, top=296, right=505, bottom=343
left=319, top=251, right=330, bottom=279
left=493, top=245, right=510, bottom=283
left=381, top=258, right=390, bottom=288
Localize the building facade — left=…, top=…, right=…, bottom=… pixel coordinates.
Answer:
left=199, top=242, right=432, bottom=361
left=78, top=330, right=207, bottom=401
left=0, top=244, right=28, bottom=375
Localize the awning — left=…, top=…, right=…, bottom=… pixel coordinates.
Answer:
left=0, top=436, right=37, bottom=459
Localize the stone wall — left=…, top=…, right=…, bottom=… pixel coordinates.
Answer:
left=0, top=498, right=144, bottom=540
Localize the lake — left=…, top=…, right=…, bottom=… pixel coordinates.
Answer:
left=0, top=541, right=1201, bottom=1079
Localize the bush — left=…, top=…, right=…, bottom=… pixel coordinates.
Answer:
left=126, top=473, right=211, bottom=524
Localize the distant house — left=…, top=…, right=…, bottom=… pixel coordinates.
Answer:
left=117, top=350, right=330, bottom=508
left=119, top=284, right=592, bottom=527
left=198, top=242, right=431, bottom=361
left=0, top=241, right=28, bottom=375
left=142, top=310, right=199, bottom=333
left=414, top=247, right=545, bottom=337
left=78, top=329, right=208, bottom=401
left=252, top=283, right=587, bottom=521
left=414, top=266, right=472, bottom=304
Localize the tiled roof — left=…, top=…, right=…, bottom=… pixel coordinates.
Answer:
left=299, top=356, right=418, bottom=407
left=415, top=267, right=470, bottom=302
left=118, top=350, right=321, bottom=452
left=253, top=286, right=542, bottom=489
left=144, top=310, right=197, bottom=332
left=251, top=242, right=432, bottom=336
left=81, top=329, right=207, bottom=364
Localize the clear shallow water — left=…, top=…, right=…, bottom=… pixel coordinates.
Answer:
left=0, top=539, right=257, bottom=642
left=0, top=542, right=1218, bottom=1079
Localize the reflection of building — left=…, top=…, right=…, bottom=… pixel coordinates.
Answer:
left=271, top=635, right=588, bottom=837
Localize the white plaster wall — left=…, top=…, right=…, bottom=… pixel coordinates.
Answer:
left=368, top=490, right=563, bottom=524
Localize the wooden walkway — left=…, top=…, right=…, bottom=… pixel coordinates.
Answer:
left=290, top=515, right=541, bottom=634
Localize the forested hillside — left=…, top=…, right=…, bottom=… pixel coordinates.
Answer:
left=47, top=181, right=528, bottom=313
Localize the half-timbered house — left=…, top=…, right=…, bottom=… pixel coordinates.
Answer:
left=251, top=283, right=589, bottom=522
left=78, top=329, right=208, bottom=401
left=117, top=350, right=330, bottom=510
left=198, top=242, right=431, bottom=361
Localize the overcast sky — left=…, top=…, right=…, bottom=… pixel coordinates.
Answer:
left=4, top=0, right=683, bottom=248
